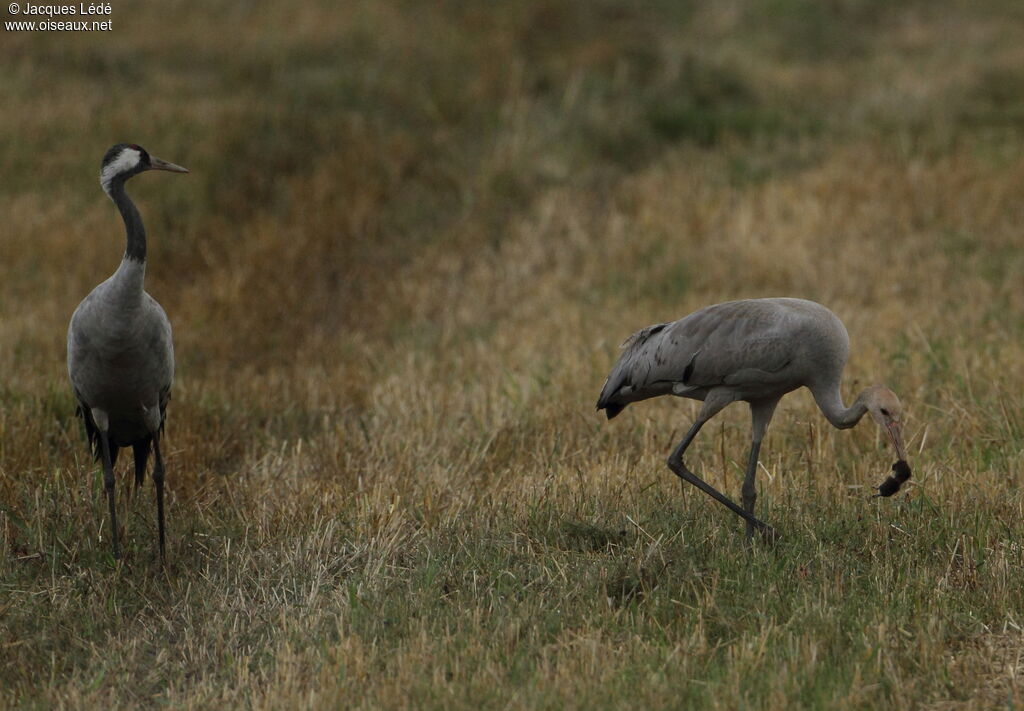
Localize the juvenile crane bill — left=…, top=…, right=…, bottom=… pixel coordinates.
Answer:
left=874, top=459, right=912, bottom=498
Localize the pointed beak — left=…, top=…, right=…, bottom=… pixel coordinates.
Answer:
left=886, top=420, right=907, bottom=461
left=149, top=156, right=189, bottom=174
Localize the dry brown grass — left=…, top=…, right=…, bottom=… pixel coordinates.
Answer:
left=5, top=0, right=1024, bottom=708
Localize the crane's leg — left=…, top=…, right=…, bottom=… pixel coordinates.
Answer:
left=99, top=430, right=120, bottom=560
left=742, top=398, right=781, bottom=542
left=741, top=440, right=762, bottom=542
left=152, top=434, right=166, bottom=561
left=667, top=398, right=776, bottom=541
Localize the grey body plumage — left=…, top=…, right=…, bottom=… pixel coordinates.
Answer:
left=598, top=298, right=907, bottom=540
left=67, top=143, right=187, bottom=559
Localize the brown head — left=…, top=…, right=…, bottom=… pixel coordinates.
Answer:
left=860, top=385, right=906, bottom=460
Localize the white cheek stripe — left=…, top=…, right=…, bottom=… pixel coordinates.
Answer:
left=100, top=148, right=141, bottom=188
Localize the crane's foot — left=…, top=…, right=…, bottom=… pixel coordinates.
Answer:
left=746, top=518, right=780, bottom=546
left=757, top=523, right=780, bottom=545
left=668, top=459, right=778, bottom=542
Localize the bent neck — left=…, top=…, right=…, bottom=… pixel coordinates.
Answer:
left=811, top=379, right=868, bottom=430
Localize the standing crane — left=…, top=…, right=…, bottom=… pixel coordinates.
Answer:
left=68, top=143, right=187, bottom=560
left=597, top=298, right=910, bottom=540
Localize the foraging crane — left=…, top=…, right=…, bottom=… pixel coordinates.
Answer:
left=597, top=298, right=909, bottom=540
left=67, top=143, right=187, bottom=559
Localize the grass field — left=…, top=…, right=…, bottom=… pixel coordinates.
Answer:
left=4, top=0, right=1024, bottom=708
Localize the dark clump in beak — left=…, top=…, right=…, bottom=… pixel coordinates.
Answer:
left=874, top=459, right=912, bottom=497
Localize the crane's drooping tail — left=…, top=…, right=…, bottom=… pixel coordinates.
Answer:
left=596, top=322, right=675, bottom=419
left=74, top=394, right=120, bottom=466
left=596, top=326, right=654, bottom=419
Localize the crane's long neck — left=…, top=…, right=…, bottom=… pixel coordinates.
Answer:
left=104, top=176, right=147, bottom=298
left=811, top=378, right=869, bottom=430
left=107, top=177, right=146, bottom=262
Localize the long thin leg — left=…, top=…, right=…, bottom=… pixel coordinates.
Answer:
left=99, top=431, right=120, bottom=559
left=741, top=440, right=762, bottom=542
left=152, top=434, right=166, bottom=561
left=742, top=398, right=781, bottom=542
left=666, top=419, right=775, bottom=540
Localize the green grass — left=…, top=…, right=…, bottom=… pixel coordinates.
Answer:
left=4, top=0, right=1024, bottom=708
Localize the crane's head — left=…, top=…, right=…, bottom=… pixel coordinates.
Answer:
left=100, top=143, right=188, bottom=194
left=862, top=385, right=906, bottom=460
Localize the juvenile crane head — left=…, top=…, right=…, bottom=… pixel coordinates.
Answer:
left=100, top=143, right=188, bottom=195
left=861, top=385, right=906, bottom=460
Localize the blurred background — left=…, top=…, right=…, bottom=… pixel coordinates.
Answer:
left=4, top=1, right=1024, bottom=707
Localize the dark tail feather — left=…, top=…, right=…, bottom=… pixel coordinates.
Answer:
left=75, top=402, right=100, bottom=460
left=133, top=440, right=151, bottom=488
left=75, top=400, right=119, bottom=466
left=596, top=374, right=627, bottom=421
left=603, top=403, right=625, bottom=420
